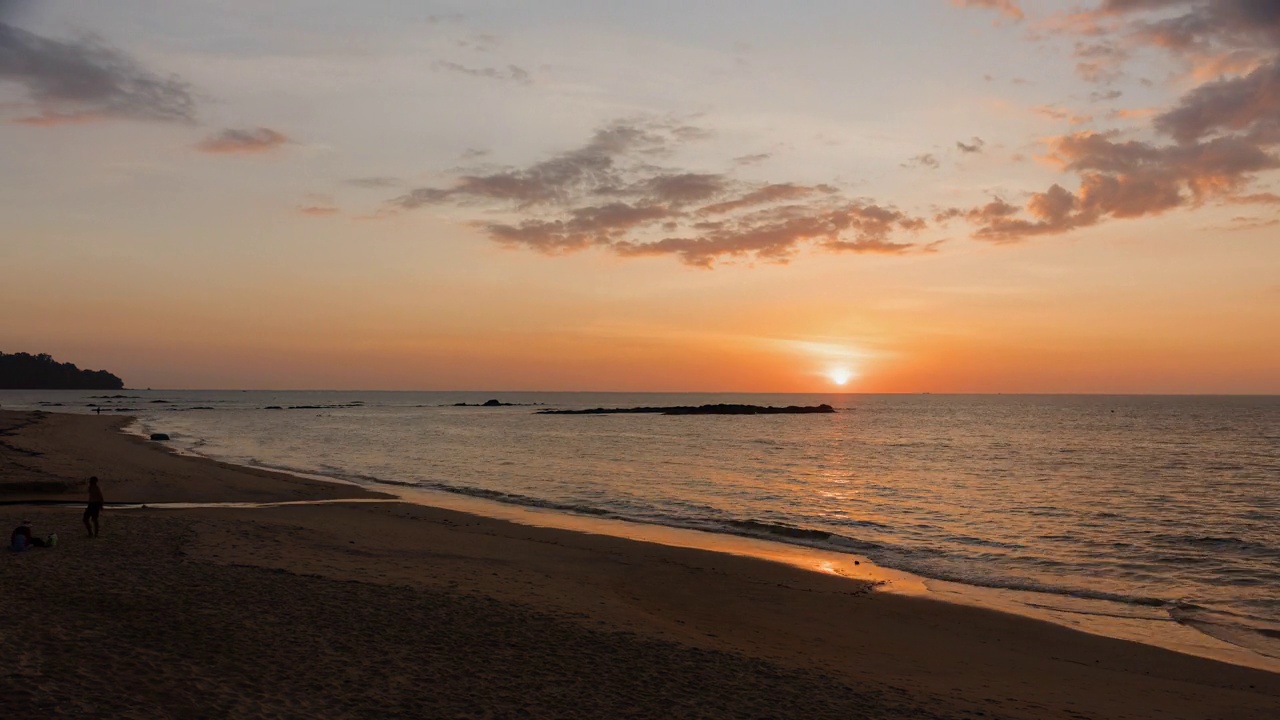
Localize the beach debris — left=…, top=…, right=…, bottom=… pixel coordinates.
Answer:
left=150, top=433, right=171, bottom=441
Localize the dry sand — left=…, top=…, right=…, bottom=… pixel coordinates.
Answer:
left=2, top=409, right=1278, bottom=719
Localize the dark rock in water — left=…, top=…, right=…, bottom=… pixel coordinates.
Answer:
left=150, top=433, right=171, bottom=441
left=451, top=399, right=543, bottom=407
left=265, top=406, right=283, bottom=410
left=538, top=403, right=836, bottom=416
left=149, top=400, right=171, bottom=404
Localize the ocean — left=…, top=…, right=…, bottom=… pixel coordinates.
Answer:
left=5, top=390, right=1278, bottom=667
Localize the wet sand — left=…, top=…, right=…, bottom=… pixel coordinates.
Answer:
left=3, top=409, right=1278, bottom=719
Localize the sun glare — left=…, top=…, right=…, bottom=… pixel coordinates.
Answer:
left=827, top=368, right=854, bottom=386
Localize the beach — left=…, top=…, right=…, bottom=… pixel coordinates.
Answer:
left=3, top=410, right=1278, bottom=719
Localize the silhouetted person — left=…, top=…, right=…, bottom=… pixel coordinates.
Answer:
left=84, top=476, right=104, bottom=537
left=11, top=520, right=49, bottom=549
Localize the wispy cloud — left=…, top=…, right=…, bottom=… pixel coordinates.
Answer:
left=904, top=153, right=941, bottom=169
left=435, top=61, right=531, bottom=84
left=1034, top=105, right=1094, bottom=126
left=393, top=119, right=929, bottom=267
left=345, top=176, right=403, bottom=189
left=196, top=127, right=290, bottom=155
left=952, top=0, right=1024, bottom=22
left=0, top=22, right=194, bottom=125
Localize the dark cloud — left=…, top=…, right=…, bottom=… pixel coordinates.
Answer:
left=395, top=119, right=928, bottom=267
left=732, top=152, right=771, bottom=166
left=0, top=21, right=194, bottom=125
left=956, top=137, right=986, bottom=153
left=1065, top=1, right=1280, bottom=82
left=614, top=203, right=922, bottom=268
left=398, top=122, right=666, bottom=209
left=435, top=60, right=531, bottom=84
left=196, top=127, right=290, bottom=154
left=1153, top=59, right=1280, bottom=144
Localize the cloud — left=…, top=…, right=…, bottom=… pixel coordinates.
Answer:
left=196, top=127, right=290, bottom=155
left=299, top=205, right=339, bottom=217
left=699, top=183, right=836, bottom=214
left=1211, top=215, right=1280, bottom=231
left=1230, top=191, right=1280, bottom=204
left=953, top=0, right=1025, bottom=22
left=964, top=124, right=1279, bottom=240
left=394, top=119, right=929, bottom=267
left=435, top=61, right=531, bottom=84
left=956, top=137, right=987, bottom=153
left=904, top=153, right=941, bottom=169
left=956, top=1, right=1280, bottom=242
left=1153, top=59, right=1280, bottom=144
left=1034, top=106, right=1094, bottom=125
left=613, top=203, right=923, bottom=268
left=0, top=21, right=194, bottom=125
left=732, top=152, right=771, bottom=166
left=1056, top=1, right=1280, bottom=83
left=345, top=176, right=403, bottom=189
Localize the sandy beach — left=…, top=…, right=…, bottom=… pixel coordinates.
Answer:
left=3, top=410, right=1278, bottom=719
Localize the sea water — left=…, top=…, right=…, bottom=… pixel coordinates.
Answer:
left=6, top=390, right=1278, bottom=665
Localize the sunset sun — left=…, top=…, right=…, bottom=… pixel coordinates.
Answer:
left=827, top=369, right=854, bottom=386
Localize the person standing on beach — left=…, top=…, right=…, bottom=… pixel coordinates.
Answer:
left=84, top=476, right=104, bottom=537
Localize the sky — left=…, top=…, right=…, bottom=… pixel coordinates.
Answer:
left=1, top=0, right=1278, bottom=392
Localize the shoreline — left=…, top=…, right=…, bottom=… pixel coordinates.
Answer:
left=117, top=406, right=1280, bottom=674
left=4, top=409, right=1279, bottom=718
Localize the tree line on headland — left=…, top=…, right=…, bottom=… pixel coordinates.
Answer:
left=0, top=352, right=125, bottom=390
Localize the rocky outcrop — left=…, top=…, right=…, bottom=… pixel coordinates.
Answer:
left=537, top=404, right=836, bottom=416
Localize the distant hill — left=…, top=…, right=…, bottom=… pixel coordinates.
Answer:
left=0, top=352, right=125, bottom=390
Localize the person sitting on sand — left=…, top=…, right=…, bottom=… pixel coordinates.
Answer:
left=84, top=476, right=104, bottom=537
left=10, top=520, right=52, bottom=550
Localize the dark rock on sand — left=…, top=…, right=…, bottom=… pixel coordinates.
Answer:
left=150, top=433, right=171, bottom=441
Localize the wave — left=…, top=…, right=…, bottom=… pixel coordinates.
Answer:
left=1169, top=606, right=1280, bottom=660
left=153, top=428, right=1280, bottom=661
left=1153, top=534, right=1275, bottom=554
left=235, top=463, right=1201, bottom=612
